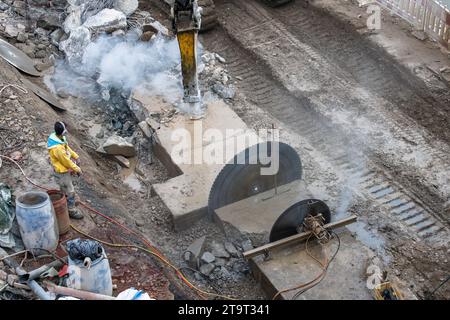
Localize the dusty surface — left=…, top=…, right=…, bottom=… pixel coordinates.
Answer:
left=252, top=230, right=376, bottom=300
left=197, top=0, right=450, bottom=299
left=0, top=0, right=449, bottom=300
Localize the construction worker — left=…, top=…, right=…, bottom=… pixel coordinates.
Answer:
left=47, top=121, right=83, bottom=219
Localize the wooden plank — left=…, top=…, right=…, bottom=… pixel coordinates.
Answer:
left=243, top=215, right=357, bottom=259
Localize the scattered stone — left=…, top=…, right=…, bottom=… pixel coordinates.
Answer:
left=210, top=241, right=230, bottom=259
left=0, top=1, right=9, bottom=10
left=112, top=29, right=126, bottom=37
left=59, top=26, right=91, bottom=67
left=50, top=29, right=66, bottom=46
left=35, top=61, right=53, bottom=72
left=411, top=30, right=427, bottom=41
left=194, top=272, right=203, bottom=282
left=138, top=121, right=153, bottom=139
left=201, top=252, right=215, bottom=264
left=114, top=0, right=138, bottom=17
left=83, top=8, right=127, bottom=34
left=199, top=263, right=215, bottom=276
left=217, top=266, right=232, bottom=279
left=63, top=5, right=82, bottom=34
left=232, top=261, right=250, bottom=274
left=140, top=31, right=156, bottom=42
left=212, top=83, right=236, bottom=100
left=114, top=155, right=130, bottom=168
left=146, top=117, right=161, bottom=130
left=34, top=50, right=47, bottom=59
left=215, top=53, right=226, bottom=63
left=135, top=218, right=145, bottom=227
left=96, top=129, right=105, bottom=139
left=224, top=241, right=239, bottom=257
left=241, top=240, right=253, bottom=252
left=148, top=20, right=169, bottom=36
left=214, top=258, right=227, bottom=267
left=4, top=24, right=20, bottom=38
left=184, top=236, right=206, bottom=269
left=102, top=135, right=136, bottom=157
left=9, top=151, right=22, bottom=161
left=16, top=32, right=27, bottom=43
left=115, top=255, right=136, bottom=266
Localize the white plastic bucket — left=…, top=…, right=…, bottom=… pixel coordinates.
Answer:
left=67, top=252, right=113, bottom=296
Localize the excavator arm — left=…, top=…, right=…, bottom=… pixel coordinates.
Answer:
left=172, top=0, right=204, bottom=117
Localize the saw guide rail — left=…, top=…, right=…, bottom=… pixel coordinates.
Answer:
left=242, top=215, right=358, bottom=260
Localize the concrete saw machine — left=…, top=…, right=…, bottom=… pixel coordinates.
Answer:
left=208, top=142, right=332, bottom=242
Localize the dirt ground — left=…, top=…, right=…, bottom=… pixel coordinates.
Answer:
left=1, top=0, right=449, bottom=300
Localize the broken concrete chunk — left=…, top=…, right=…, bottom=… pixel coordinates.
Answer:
left=215, top=53, right=226, bottom=63
left=112, top=29, right=126, bottom=37
left=140, top=31, right=156, bottom=42
left=210, top=241, right=230, bottom=259
left=411, top=30, right=427, bottom=41
left=146, top=117, right=161, bottom=131
left=224, top=241, right=239, bottom=257
left=148, top=21, right=169, bottom=36
left=83, top=8, right=127, bottom=33
left=232, top=261, right=250, bottom=274
left=138, top=121, right=153, bottom=139
left=199, top=263, right=215, bottom=276
left=212, top=83, right=236, bottom=100
left=103, top=135, right=136, bottom=158
left=241, top=240, right=253, bottom=252
left=59, top=26, right=91, bottom=67
left=214, top=258, right=227, bottom=267
left=50, top=29, right=66, bottom=46
left=114, top=0, right=138, bottom=17
left=184, top=235, right=206, bottom=269
left=0, top=1, right=9, bottom=10
left=4, top=24, right=25, bottom=38
left=63, top=5, right=82, bottom=34
left=114, top=155, right=130, bottom=168
left=201, top=251, right=215, bottom=264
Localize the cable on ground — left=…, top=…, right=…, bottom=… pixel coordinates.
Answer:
left=0, top=154, right=237, bottom=300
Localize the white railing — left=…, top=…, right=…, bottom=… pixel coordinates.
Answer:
left=375, top=0, right=450, bottom=49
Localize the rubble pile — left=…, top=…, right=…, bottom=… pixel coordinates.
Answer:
left=184, top=237, right=253, bottom=288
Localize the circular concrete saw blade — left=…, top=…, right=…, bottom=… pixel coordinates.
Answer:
left=0, top=38, right=41, bottom=76
left=208, top=142, right=302, bottom=217
left=269, top=199, right=331, bottom=242
left=22, top=78, right=66, bottom=111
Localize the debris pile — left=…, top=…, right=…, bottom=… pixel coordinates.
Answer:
left=183, top=236, right=252, bottom=288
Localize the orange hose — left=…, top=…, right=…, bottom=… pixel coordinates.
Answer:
left=0, top=155, right=235, bottom=300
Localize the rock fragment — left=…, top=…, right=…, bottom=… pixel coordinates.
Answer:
left=102, top=135, right=136, bottom=158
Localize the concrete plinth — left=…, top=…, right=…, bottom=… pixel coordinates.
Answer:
left=250, top=229, right=376, bottom=300
left=215, top=180, right=313, bottom=235
left=131, top=85, right=261, bottom=230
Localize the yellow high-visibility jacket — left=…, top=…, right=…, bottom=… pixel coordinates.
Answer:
left=47, top=133, right=80, bottom=174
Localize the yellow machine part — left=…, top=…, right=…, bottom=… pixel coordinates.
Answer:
left=177, top=30, right=198, bottom=94
left=374, top=282, right=403, bottom=300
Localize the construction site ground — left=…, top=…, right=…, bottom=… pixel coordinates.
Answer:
left=0, top=0, right=449, bottom=300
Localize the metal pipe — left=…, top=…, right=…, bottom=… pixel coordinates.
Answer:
left=18, top=258, right=65, bottom=282
left=0, top=248, right=54, bottom=300
left=45, top=282, right=116, bottom=300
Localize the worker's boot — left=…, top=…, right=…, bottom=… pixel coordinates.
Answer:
left=67, top=194, right=83, bottom=219
left=69, top=209, right=84, bottom=220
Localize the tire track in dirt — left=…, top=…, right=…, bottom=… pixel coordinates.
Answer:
left=200, top=4, right=449, bottom=241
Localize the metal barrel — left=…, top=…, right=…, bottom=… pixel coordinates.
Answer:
left=47, top=190, right=70, bottom=235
